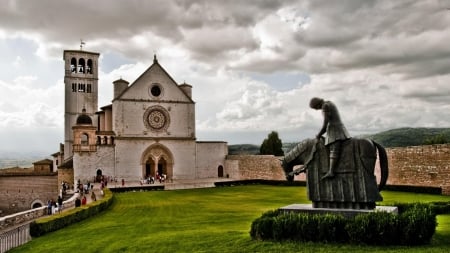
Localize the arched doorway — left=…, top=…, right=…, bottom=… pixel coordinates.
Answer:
left=31, top=199, right=44, bottom=209
left=96, top=169, right=103, bottom=182
left=141, top=144, right=174, bottom=181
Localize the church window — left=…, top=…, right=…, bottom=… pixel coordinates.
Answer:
left=70, top=58, right=77, bottom=73
left=143, top=105, right=170, bottom=132
left=87, top=59, right=93, bottom=74
left=87, top=84, right=92, bottom=93
left=81, top=133, right=89, bottom=145
left=104, top=136, right=108, bottom=144
left=72, top=83, right=77, bottom=92
left=149, top=83, right=163, bottom=98
left=78, top=58, right=85, bottom=73
left=111, top=136, right=114, bottom=145
left=97, top=136, right=101, bottom=145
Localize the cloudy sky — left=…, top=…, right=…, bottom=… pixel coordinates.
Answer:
left=0, top=0, right=449, bottom=156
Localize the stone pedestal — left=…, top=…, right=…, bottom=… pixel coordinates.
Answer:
left=279, top=204, right=398, bottom=218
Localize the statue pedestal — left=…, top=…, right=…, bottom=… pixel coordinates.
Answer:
left=279, top=204, right=398, bottom=218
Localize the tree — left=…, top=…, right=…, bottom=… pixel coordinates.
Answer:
left=260, top=131, right=284, bottom=156
left=423, top=134, right=449, bottom=145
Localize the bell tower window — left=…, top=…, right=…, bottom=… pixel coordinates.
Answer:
left=78, top=58, right=85, bottom=73
left=71, top=58, right=77, bottom=73
left=87, top=59, right=93, bottom=74
left=81, top=133, right=89, bottom=145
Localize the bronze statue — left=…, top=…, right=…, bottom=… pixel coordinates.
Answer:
left=309, top=97, right=351, bottom=179
left=281, top=98, right=389, bottom=210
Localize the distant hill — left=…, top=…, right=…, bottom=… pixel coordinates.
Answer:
left=228, top=144, right=260, bottom=155
left=362, top=127, right=450, bottom=147
left=228, top=128, right=450, bottom=154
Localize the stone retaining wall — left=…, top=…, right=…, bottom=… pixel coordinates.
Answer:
left=386, top=144, right=450, bottom=194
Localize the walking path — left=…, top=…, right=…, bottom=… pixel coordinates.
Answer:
left=107, top=177, right=235, bottom=190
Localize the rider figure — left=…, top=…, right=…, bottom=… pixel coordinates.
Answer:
left=309, top=97, right=351, bottom=179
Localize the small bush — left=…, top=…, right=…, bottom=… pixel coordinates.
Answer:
left=399, top=204, right=436, bottom=245
left=250, top=204, right=437, bottom=246
left=250, top=216, right=274, bottom=240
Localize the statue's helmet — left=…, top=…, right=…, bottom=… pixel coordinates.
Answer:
left=309, top=97, right=324, bottom=109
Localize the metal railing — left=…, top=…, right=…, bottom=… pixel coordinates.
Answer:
left=0, top=223, right=31, bottom=253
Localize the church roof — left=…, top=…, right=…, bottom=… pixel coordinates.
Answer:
left=76, top=108, right=92, bottom=125
left=32, top=159, right=53, bottom=165
left=112, top=55, right=194, bottom=103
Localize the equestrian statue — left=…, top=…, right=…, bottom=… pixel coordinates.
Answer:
left=281, top=98, right=389, bottom=210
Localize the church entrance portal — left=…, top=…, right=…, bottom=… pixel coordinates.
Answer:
left=141, top=144, right=173, bottom=181
left=144, top=158, right=167, bottom=177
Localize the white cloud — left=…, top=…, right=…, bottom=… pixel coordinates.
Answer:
left=0, top=0, right=449, bottom=153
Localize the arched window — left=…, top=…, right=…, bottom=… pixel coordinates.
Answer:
left=81, top=133, right=89, bottom=145
left=78, top=58, right=85, bottom=73
left=111, top=136, right=115, bottom=145
left=71, top=58, right=77, bottom=73
left=104, top=136, right=108, bottom=144
left=218, top=165, right=224, bottom=177
left=97, top=136, right=101, bottom=144
left=87, top=59, right=93, bottom=74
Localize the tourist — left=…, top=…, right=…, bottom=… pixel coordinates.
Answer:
left=47, top=200, right=52, bottom=215
left=57, top=195, right=63, bottom=213
left=81, top=196, right=87, bottom=205
left=75, top=197, right=81, bottom=207
left=91, top=191, right=96, bottom=201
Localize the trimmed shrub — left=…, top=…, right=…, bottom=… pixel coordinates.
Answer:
left=250, top=216, right=274, bottom=240
left=251, top=211, right=347, bottom=243
left=250, top=204, right=437, bottom=246
left=346, top=212, right=399, bottom=245
left=398, top=204, right=436, bottom=245
left=30, top=188, right=114, bottom=237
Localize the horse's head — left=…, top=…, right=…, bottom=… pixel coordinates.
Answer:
left=280, top=138, right=318, bottom=181
left=280, top=158, right=294, bottom=182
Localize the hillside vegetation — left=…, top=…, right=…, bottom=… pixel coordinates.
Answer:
left=363, top=127, right=450, bottom=147
left=228, top=128, right=450, bottom=154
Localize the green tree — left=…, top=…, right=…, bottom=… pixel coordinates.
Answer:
left=260, top=131, right=284, bottom=156
left=424, top=134, right=449, bottom=145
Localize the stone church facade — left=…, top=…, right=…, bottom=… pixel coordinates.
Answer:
left=57, top=49, right=227, bottom=186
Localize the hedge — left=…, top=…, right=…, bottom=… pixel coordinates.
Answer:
left=30, top=188, right=114, bottom=237
left=250, top=203, right=436, bottom=245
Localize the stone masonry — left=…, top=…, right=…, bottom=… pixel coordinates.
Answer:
left=387, top=144, right=450, bottom=194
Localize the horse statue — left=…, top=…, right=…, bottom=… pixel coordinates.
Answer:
left=281, top=137, right=388, bottom=210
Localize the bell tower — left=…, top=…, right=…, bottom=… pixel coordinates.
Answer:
left=63, top=46, right=100, bottom=158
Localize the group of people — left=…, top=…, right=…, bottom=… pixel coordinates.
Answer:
left=47, top=195, right=63, bottom=215
left=140, top=172, right=167, bottom=185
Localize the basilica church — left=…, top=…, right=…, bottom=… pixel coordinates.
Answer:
left=55, top=49, right=227, bottom=186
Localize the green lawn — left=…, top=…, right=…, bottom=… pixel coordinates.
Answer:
left=10, top=185, right=450, bottom=253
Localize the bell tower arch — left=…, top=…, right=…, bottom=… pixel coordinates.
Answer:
left=63, top=47, right=100, bottom=158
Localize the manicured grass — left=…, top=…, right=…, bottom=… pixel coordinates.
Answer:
left=10, top=185, right=450, bottom=253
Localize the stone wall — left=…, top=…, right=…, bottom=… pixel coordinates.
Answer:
left=386, top=144, right=450, bottom=194
left=0, top=175, right=58, bottom=216
left=225, top=144, right=450, bottom=194
left=58, top=168, right=74, bottom=190
left=225, top=155, right=286, bottom=180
